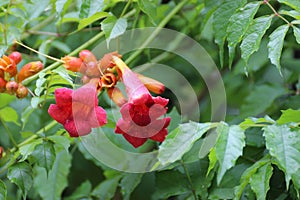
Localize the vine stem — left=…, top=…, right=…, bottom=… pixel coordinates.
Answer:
left=181, top=159, right=198, bottom=200
left=125, top=0, right=190, bottom=64
left=264, top=0, right=291, bottom=26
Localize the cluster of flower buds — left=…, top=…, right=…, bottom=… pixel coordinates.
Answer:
left=0, top=52, right=43, bottom=98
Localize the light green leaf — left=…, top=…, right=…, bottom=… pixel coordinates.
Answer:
left=38, top=40, right=52, bottom=64
left=207, top=147, right=217, bottom=176
left=0, top=179, right=7, bottom=200
left=64, top=180, right=92, bottom=200
left=278, top=0, right=300, bottom=11
left=34, top=150, right=71, bottom=200
left=79, top=0, right=91, bottom=19
left=7, top=162, right=33, bottom=197
left=79, top=0, right=105, bottom=19
left=0, top=107, right=20, bottom=126
left=215, top=122, right=245, bottom=184
left=78, top=12, right=110, bottom=30
left=277, top=109, right=300, bottom=124
left=234, top=156, right=271, bottom=200
left=0, top=93, right=15, bottom=108
left=267, top=24, right=289, bottom=73
left=250, top=163, right=273, bottom=200
left=101, top=16, right=127, bottom=47
left=293, top=26, right=300, bottom=44
left=241, top=15, right=273, bottom=68
left=280, top=10, right=300, bottom=19
left=227, top=1, right=261, bottom=68
left=138, top=0, right=157, bottom=25
left=56, top=0, right=72, bottom=17
left=240, top=85, right=286, bottom=118
left=52, top=66, right=73, bottom=85
left=212, top=0, right=246, bottom=67
left=120, top=173, right=143, bottom=200
left=48, top=135, right=71, bottom=152
left=239, top=116, right=275, bottom=130
left=19, top=138, right=43, bottom=161
left=91, top=175, right=122, bottom=200
left=51, top=40, right=71, bottom=54
left=158, top=122, right=213, bottom=165
left=263, top=124, right=300, bottom=189
left=21, top=106, right=35, bottom=129
left=31, top=141, right=56, bottom=174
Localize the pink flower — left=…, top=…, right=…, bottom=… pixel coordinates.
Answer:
left=113, top=57, right=170, bottom=148
left=48, top=84, right=107, bottom=137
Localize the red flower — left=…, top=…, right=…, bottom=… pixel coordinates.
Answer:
left=113, top=57, right=170, bottom=148
left=48, top=84, right=107, bottom=137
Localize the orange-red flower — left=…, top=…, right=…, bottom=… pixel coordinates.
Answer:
left=113, top=57, right=170, bottom=148
left=48, top=84, right=107, bottom=137
left=18, top=61, right=43, bottom=82
left=8, top=52, right=22, bottom=65
left=0, top=55, right=17, bottom=77
left=61, top=56, right=83, bottom=72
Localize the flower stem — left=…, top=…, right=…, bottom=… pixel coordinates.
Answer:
left=125, top=0, right=190, bottom=64
left=181, top=159, right=198, bottom=200
left=264, top=1, right=291, bottom=26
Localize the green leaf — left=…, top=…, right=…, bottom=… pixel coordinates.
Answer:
left=158, top=122, right=213, bottom=165
left=55, top=0, right=72, bottom=17
left=212, top=0, right=246, bottom=67
left=79, top=0, right=105, bottom=19
left=0, top=179, right=7, bottom=200
left=100, top=16, right=127, bottom=47
left=51, top=40, right=71, bottom=54
left=277, top=109, right=300, bottom=124
left=207, top=147, right=217, bottom=175
left=19, top=138, right=43, bottom=161
left=152, top=170, right=189, bottom=199
left=0, top=93, right=15, bottom=108
left=138, top=0, right=157, bottom=25
left=78, top=12, right=110, bottom=30
left=52, top=66, right=73, bottom=85
left=227, top=1, right=261, bottom=68
left=21, top=106, right=35, bottom=129
left=267, top=24, right=289, bottom=73
left=293, top=26, right=300, bottom=44
left=38, top=39, right=52, bottom=64
left=79, top=0, right=91, bottom=19
left=120, top=173, right=143, bottom=200
left=64, top=180, right=92, bottom=200
left=31, top=141, right=56, bottom=174
left=249, top=163, right=273, bottom=200
left=234, top=156, right=270, bottom=200
left=239, top=116, right=275, bottom=130
left=34, top=150, right=72, bottom=200
left=278, top=0, right=300, bottom=11
left=0, top=106, right=20, bottom=126
left=241, top=15, right=273, bottom=69
left=91, top=175, right=122, bottom=200
left=48, top=135, right=71, bottom=152
left=263, top=124, right=300, bottom=188
left=215, top=122, right=245, bottom=184
left=280, top=10, right=300, bottom=19
left=240, top=85, right=286, bottom=118
left=7, top=162, right=33, bottom=197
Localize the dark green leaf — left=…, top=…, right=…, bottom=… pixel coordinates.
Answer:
left=78, top=12, right=110, bottom=30
left=64, top=180, right=92, bottom=200
left=21, top=106, right=35, bottom=129
left=158, top=122, right=213, bottom=165
left=277, top=109, right=300, bottom=124
left=0, top=107, right=20, bottom=126
left=293, top=26, right=300, bottom=44
left=267, top=24, right=289, bottom=73
left=263, top=124, right=300, bottom=188
left=278, top=0, right=300, bottom=11
left=0, top=179, right=7, bottom=200
left=51, top=40, right=71, bottom=54
left=215, top=122, right=245, bottom=184
left=34, top=150, right=72, bottom=200
left=91, top=175, right=122, bottom=200
left=19, top=138, right=43, bottom=161
left=212, top=0, right=246, bottom=67
left=7, top=162, right=33, bottom=197
left=138, top=0, right=157, bottom=25
left=249, top=163, right=273, bottom=200
left=48, top=135, right=71, bottom=152
left=241, top=15, right=273, bottom=69
left=227, top=1, right=261, bottom=68
left=234, top=156, right=270, bottom=200
left=120, top=173, right=143, bottom=200
left=31, top=141, right=56, bottom=173
left=101, top=16, right=127, bottom=47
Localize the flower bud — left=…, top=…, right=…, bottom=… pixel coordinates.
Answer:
left=136, top=73, right=165, bottom=94
left=0, top=55, right=17, bottom=77
left=107, top=87, right=127, bottom=107
left=99, top=52, right=121, bottom=71
left=6, top=81, right=18, bottom=95
left=101, top=73, right=116, bottom=88
left=79, top=50, right=97, bottom=63
left=85, top=61, right=101, bottom=78
left=18, top=61, right=43, bottom=82
left=0, top=146, right=4, bottom=159
left=62, top=56, right=83, bottom=72
left=0, top=77, right=7, bottom=92
left=16, top=84, right=28, bottom=98
left=9, top=51, right=22, bottom=64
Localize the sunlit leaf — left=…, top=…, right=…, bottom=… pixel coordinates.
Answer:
left=101, top=16, right=127, bottom=47
left=250, top=163, right=273, bottom=200
left=138, top=0, right=157, bottom=25
left=277, top=109, right=300, bottom=124
left=215, top=122, right=245, bottom=184
left=0, top=107, right=20, bottom=126
left=267, top=24, right=289, bottom=73
left=158, top=122, right=213, bottom=165
left=241, top=15, right=273, bottom=69
left=293, top=26, right=300, bottom=44
left=263, top=125, right=300, bottom=188
left=278, top=0, right=300, bottom=11
left=227, top=1, right=261, bottom=68
left=78, top=12, right=110, bottom=30
left=7, top=162, right=33, bottom=198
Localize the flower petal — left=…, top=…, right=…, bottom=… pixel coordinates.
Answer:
left=64, top=119, right=92, bottom=137
left=150, top=128, right=168, bottom=142
left=89, top=106, right=107, bottom=127
left=55, top=88, right=73, bottom=107
left=48, top=104, right=71, bottom=124
left=122, top=133, right=147, bottom=148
